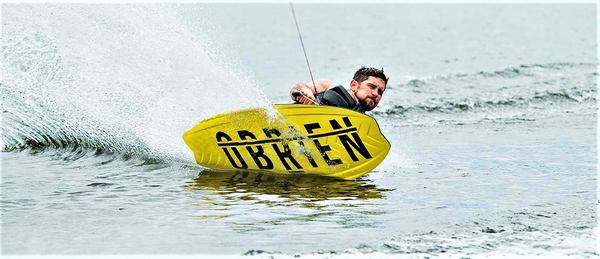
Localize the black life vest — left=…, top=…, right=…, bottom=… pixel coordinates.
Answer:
left=316, top=85, right=366, bottom=113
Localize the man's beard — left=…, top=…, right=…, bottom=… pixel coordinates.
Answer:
left=359, top=98, right=376, bottom=111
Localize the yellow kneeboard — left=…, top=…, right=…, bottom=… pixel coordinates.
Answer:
left=183, top=104, right=390, bottom=180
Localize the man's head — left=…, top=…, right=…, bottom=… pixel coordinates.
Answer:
left=350, top=66, right=388, bottom=111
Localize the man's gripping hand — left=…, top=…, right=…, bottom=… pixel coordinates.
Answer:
left=290, top=83, right=317, bottom=105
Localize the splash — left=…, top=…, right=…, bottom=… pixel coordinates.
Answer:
left=1, top=4, right=271, bottom=162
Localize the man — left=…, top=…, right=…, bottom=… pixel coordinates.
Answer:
left=290, top=66, right=388, bottom=113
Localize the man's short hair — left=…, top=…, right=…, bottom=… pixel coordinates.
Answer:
left=353, top=66, right=389, bottom=86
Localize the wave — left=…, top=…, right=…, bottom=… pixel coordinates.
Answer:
left=1, top=83, right=155, bottom=162
left=376, top=62, right=597, bottom=123
left=379, top=88, right=596, bottom=115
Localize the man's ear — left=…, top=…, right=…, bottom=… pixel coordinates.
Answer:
left=350, top=79, right=359, bottom=92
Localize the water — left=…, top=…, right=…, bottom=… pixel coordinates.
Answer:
left=1, top=3, right=597, bottom=257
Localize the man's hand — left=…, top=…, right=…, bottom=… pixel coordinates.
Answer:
left=289, top=80, right=332, bottom=105
left=290, top=83, right=317, bottom=105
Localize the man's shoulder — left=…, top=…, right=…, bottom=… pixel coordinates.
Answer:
left=313, top=80, right=334, bottom=93
left=318, top=85, right=356, bottom=108
left=325, top=85, right=349, bottom=94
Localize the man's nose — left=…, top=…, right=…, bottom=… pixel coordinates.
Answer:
left=371, top=89, right=379, bottom=97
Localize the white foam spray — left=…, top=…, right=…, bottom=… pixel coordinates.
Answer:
left=1, top=4, right=272, bottom=162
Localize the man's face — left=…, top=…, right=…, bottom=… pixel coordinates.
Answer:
left=350, top=76, right=386, bottom=111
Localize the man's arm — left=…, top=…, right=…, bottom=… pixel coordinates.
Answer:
left=290, top=80, right=333, bottom=104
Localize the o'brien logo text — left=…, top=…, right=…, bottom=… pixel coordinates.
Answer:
left=215, top=117, right=372, bottom=172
